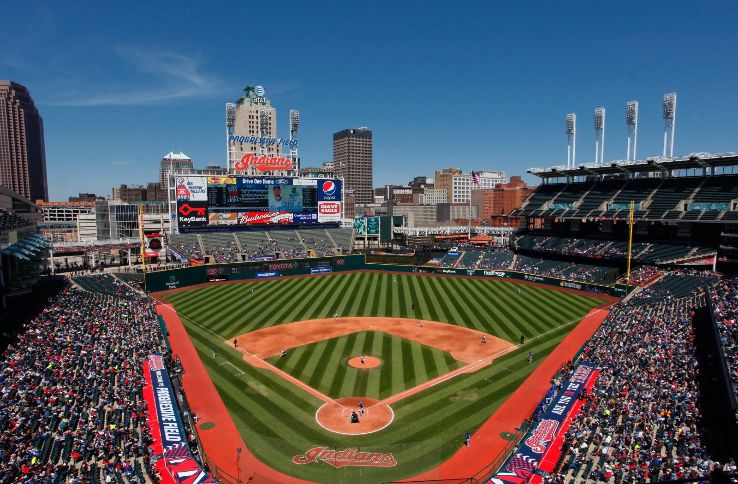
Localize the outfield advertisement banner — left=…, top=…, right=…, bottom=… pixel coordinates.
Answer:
left=490, top=362, right=596, bottom=484
left=143, top=355, right=216, bottom=484
left=430, top=267, right=628, bottom=297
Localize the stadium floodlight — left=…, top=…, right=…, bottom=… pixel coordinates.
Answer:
left=226, top=103, right=236, bottom=129
left=662, top=92, right=677, bottom=158
left=625, top=101, right=639, bottom=161
left=594, top=107, right=606, bottom=166
left=290, top=109, right=300, bottom=134
left=565, top=113, right=576, bottom=168
left=663, top=92, right=676, bottom=120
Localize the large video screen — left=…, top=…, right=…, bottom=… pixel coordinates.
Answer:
left=175, top=176, right=342, bottom=228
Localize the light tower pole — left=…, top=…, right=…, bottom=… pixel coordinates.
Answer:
left=225, top=103, right=236, bottom=174
left=566, top=113, right=576, bottom=168
left=662, top=92, right=677, bottom=158
left=289, top=109, right=300, bottom=174
left=594, top=107, right=605, bottom=166
left=626, top=101, right=639, bottom=161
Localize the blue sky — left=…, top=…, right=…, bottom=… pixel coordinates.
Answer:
left=2, top=1, right=737, bottom=200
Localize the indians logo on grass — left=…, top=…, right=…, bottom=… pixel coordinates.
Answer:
left=524, top=418, right=558, bottom=453
left=292, top=447, right=397, bottom=468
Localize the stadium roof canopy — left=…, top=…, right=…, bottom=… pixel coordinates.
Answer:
left=528, top=151, right=738, bottom=180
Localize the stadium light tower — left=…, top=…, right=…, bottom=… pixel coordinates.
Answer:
left=662, top=92, right=677, bottom=158
left=289, top=109, right=300, bottom=172
left=566, top=113, right=577, bottom=168
left=225, top=103, right=236, bottom=174
left=594, top=107, right=605, bottom=166
left=625, top=101, right=639, bottom=161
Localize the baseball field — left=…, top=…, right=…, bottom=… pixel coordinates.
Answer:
left=157, top=271, right=609, bottom=483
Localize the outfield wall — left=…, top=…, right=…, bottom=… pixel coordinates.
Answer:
left=144, top=255, right=365, bottom=292
left=146, top=256, right=629, bottom=297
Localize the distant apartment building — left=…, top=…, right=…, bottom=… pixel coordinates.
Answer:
left=159, top=151, right=193, bottom=187
left=37, top=200, right=95, bottom=223
left=434, top=168, right=506, bottom=203
left=391, top=204, right=438, bottom=227
left=0, top=81, right=48, bottom=202
left=471, top=176, right=533, bottom=223
left=112, top=184, right=147, bottom=204
left=439, top=203, right=479, bottom=223
left=334, top=128, right=373, bottom=204
left=195, top=163, right=227, bottom=177
left=417, top=188, right=447, bottom=205
left=68, top=193, right=103, bottom=202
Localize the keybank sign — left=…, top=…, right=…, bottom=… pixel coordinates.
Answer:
left=229, top=135, right=298, bottom=148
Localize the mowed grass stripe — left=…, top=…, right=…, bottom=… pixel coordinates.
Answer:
left=266, top=275, right=335, bottom=325
left=346, top=273, right=371, bottom=315
left=258, top=276, right=332, bottom=327
left=458, top=278, right=518, bottom=339
left=417, top=276, right=450, bottom=322
left=409, top=340, right=428, bottom=385
left=333, top=273, right=367, bottom=318
left=408, top=275, right=432, bottom=321
left=436, top=276, right=484, bottom=332
left=299, top=274, right=351, bottom=321
left=338, top=332, right=367, bottom=396
left=254, top=276, right=327, bottom=326
left=216, top=279, right=315, bottom=334
left=365, top=331, right=384, bottom=397
left=353, top=331, right=375, bottom=396
left=488, top=281, right=550, bottom=334
left=328, top=332, right=357, bottom=396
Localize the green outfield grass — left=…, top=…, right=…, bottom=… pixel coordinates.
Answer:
left=162, top=272, right=607, bottom=483
left=266, top=330, right=462, bottom=400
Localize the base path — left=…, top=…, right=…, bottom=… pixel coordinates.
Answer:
left=233, top=317, right=516, bottom=364
left=405, top=306, right=612, bottom=482
left=315, top=397, right=394, bottom=435
left=156, top=303, right=312, bottom=484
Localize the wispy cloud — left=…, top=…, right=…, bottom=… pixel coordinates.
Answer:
left=51, top=47, right=225, bottom=106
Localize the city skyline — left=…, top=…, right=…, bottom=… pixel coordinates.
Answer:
left=2, top=1, right=738, bottom=200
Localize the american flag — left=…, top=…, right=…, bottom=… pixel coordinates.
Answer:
left=471, top=171, right=481, bottom=186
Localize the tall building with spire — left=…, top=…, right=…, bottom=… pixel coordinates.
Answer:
left=0, top=81, right=48, bottom=201
left=226, top=85, right=298, bottom=177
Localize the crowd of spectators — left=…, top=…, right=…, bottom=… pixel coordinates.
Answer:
left=708, top=277, right=738, bottom=415
left=0, top=277, right=170, bottom=483
left=621, top=265, right=662, bottom=286
left=206, top=240, right=240, bottom=264
left=541, top=277, right=737, bottom=482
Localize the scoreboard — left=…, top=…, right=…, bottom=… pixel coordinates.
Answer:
left=174, top=175, right=342, bottom=229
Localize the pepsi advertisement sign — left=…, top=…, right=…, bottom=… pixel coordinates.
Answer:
left=318, top=179, right=342, bottom=202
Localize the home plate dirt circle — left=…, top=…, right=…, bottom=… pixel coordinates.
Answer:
left=315, top=398, right=394, bottom=435
left=347, top=356, right=382, bottom=368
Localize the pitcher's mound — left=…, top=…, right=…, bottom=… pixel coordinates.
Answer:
left=315, top=398, right=394, bottom=435
left=347, top=356, right=382, bottom=368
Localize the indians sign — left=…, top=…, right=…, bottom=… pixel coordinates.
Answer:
left=292, top=447, right=397, bottom=468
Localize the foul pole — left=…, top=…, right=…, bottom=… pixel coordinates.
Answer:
left=139, top=204, right=148, bottom=292
left=626, top=200, right=634, bottom=285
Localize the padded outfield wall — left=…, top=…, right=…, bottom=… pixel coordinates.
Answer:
left=145, top=255, right=630, bottom=297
